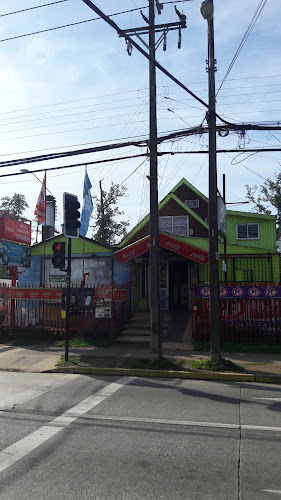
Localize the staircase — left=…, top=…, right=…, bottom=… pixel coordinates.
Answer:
left=116, top=310, right=170, bottom=348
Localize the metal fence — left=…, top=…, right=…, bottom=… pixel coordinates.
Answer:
left=0, top=282, right=131, bottom=342
left=192, top=282, right=281, bottom=344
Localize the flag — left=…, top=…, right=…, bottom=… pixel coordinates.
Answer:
left=79, top=171, right=93, bottom=237
left=34, top=172, right=46, bottom=224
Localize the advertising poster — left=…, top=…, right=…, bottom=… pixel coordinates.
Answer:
left=0, top=242, right=31, bottom=268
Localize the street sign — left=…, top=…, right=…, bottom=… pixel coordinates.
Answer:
left=49, top=275, right=67, bottom=283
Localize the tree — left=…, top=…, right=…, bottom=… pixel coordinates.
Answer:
left=93, top=181, right=129, bottom=245
left=245, top=171, right=281, bottom=238
left=0, top=193, right=29, bottom=219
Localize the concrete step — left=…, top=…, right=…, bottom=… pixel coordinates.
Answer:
left=115, top=336, right=150, bottom=347
left=119, top=329, right=151, bottom=337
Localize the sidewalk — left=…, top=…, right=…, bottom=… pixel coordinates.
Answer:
left=0, top=341, right=281, bottom=383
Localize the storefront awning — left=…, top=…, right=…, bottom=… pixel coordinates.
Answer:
left=116, top=233, right=208, bottom=264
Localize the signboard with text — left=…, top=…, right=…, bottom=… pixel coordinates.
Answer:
left=0, top=217, right=31, bottom=246
left=0, top=241, right=31, bottom=268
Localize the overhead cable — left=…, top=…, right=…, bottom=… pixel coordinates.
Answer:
left=216, top=0, right=268, bottom=96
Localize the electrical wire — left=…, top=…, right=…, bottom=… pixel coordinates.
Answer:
left=216, top=0, right=268, bottom=96
left=0, top=1, right=69, bottom=17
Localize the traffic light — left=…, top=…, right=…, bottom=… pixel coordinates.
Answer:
left=63, top=193, right=80, bottom=238
left=52, top=241, right=66, bottom=269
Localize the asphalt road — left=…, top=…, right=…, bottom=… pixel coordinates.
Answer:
left=0, top=373, right=280, bottom=500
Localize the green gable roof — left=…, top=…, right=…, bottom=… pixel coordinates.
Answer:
left=32, top=234, right=113, bottom=256
left=227, top=209, right=276, bottom=221
left=119, top=192, right=209, bottom=248
left=170, top=178, right=208, bottom=203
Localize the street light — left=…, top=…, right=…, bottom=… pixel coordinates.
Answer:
left=200, top=0, right=221, bottom=361
left=200, top=0, right=214, bottom=20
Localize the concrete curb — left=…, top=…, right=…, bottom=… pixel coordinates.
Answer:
left=44, top=366, right=281, bottom=383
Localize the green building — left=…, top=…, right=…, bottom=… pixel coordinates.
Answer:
left=116, top=178, right=280, bottom=312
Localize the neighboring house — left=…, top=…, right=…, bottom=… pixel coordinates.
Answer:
left=116, top=178, right=280, bottom=312
left=18, top=234, right=115, bottom=287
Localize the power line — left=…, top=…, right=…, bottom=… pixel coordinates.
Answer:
left=0, top=1, right=69, bottom=17
left=0, top=153, right=148, bottom=179
left=217, top=0, right=268, bottom=96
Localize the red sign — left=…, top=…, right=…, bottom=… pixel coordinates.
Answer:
left=0, top=217, right=31, bottom=246
left=95, top=287, right=112, bottom=299
left=116, top=236, right=150, bottom=263
left=113, top=288, right=126, bottom=301
left=158, top=233, right=209, bottom=264
left=116, top=233, right=209, bottom=264
left=0, top=287, right=62, bottom=300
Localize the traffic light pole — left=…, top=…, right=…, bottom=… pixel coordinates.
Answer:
left=65, top=237, right=72, bottom=362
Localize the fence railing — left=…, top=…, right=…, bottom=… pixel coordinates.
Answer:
left=192, top=281, right=281, bottom=344
left=0, top=282, right=131, bottom=341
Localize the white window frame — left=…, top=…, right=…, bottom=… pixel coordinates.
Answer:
left=159, top=216, right=189, bottom=237
left=184, top=199, right=199, bottom=209
left=236, top=223, right=260, bottom=240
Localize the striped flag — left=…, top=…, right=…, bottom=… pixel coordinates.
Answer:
left=34, top=172, right=46, bottom=224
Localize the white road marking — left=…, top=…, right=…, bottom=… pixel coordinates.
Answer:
left=0, top=374, right=80, bottom=413
left=82, top=414, right=281, bottom=433
left=0, top=377, right=133, bottom=474
left=262, top=491, right=281, bottom=495
left=253, top=398, right=281, bottom=401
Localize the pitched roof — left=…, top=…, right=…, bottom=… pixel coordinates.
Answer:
left=119, top=180, right=208, bottom=248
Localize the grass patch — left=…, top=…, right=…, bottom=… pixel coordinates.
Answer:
left=128, top=357, right=180, bottom=371
left=186, top=357, right=244, bottom=373
left=193, top=341, right=281, bottom=355
left=56, top=355, right=80, bottom=367
left=55, top=337, right=112, bottom=348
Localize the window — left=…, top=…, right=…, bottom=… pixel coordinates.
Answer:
left=159, top=216, right=189, bottom=236
left=185, top=199, right=199, bottom=209
left=236, top=223, right=259, bottom=240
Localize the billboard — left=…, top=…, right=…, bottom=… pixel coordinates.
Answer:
left=0, top=217, right=31, bottom=246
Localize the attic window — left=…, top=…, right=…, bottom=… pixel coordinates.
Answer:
left=236, top=223, right=259, bottom=240
left=185, top=199, right=199, bottom=209
left=159, top=216, right=189, bottom=236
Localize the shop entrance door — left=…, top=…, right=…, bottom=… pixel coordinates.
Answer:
left=168, top=260, right=189, bottom=310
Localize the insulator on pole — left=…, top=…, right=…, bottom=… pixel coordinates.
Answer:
left=126, top=39, right=132, bottom=56
left=178, top=28, right=182, bottom=49
left=163, top=31, right=167, bottom=51
left=156, top=1, right=163, bottom=15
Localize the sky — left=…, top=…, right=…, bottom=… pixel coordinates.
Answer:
left=0, top=0, right=280, bottom=243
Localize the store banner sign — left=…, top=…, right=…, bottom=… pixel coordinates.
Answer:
left=196, top=285, right=281, bottom=299
left=0, top=242, right=31, bottom=267
left=0, top=287, right=62, bottom=300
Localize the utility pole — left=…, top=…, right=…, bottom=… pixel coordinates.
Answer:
left=81, top=0, right=186, bottom=361
left=201, top=0, right=221, bottom=361
left=148, top=0, right=161, bottom=360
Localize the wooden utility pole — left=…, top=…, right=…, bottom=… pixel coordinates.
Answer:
left=149, top=0, right=161, bottom=361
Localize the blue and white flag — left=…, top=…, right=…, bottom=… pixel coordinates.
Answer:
left=79, top=171, right=93, bottom=237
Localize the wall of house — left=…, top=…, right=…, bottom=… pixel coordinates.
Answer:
left=18, top=256, right=41, bottom=286
left=226, top=213, right=276, bottom=250
left=172, top=184, right=209, bottom=222
left=198, top=253, right=280, bottom=283
left=159, top=199, right=208, bottom=238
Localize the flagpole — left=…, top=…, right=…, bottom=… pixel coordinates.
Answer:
left=79, top=167, right=93, bottom=285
